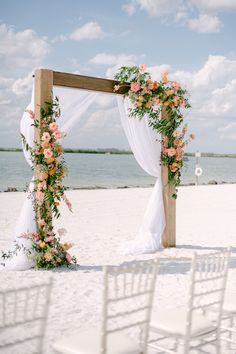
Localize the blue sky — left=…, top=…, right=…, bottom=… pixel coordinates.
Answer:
left=1, top=0, right=236, bottom=152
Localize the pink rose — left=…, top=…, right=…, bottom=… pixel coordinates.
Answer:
left=176, top=147, right=184, bottom=154
left=43, top=148, right=53, bottom=158
left=153, top=97, right=160, bottom=106
left=39, top=171, right=48, bottom=181
left=176, top=155, right=182, bottom=161
left=65, top=253, right=72, bottom=263
left=54, top=130, right=63, bottom=140
left=38, top=180, right=47, bottom=190
left=42, top=132, right=51, bottom=142
left=49, top=122, right=58, bottom=132
left=139, top=64, right=146, bottom=74
left=45, top=236, right=54, bottom=243
left=130, top=82, right=140, bottom=92
left=167, top=148, right=176, bottom=157
left=162, top=147, right=169, bottom=155
left=161, top=69, right=169, bottom=83
left=161, top=69, right=169, bottom=84
left=37, top=182, right=43, bottom=191
left=35, top=191, right=44, bottom=202
left=171, top=81, right=181, bottom=90
left=140, top=88, right=148, bottom=95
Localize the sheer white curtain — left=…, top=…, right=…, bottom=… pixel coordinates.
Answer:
left=1, top=86, right=97, bottom=270
left=117, top=96, right=165, bottom=254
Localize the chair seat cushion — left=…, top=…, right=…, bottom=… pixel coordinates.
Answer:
left=223, top=292, right=236, bottom=313
left=150, top=308, right=216, bottom=338
left=52, top=328, right=142, bottom=354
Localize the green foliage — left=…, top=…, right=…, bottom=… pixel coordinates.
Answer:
left=114, top=65, right=193, bottom=197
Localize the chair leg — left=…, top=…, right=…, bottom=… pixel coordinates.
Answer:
left=183, top=339, right=190, bottom=354
left=172, top=338, right=178, bottom=352
left=215, top=333, right=222, bottom=354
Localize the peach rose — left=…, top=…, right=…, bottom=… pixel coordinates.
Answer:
left=44, top=148, right=53, bottom=159
left=49, top=122, right=58, bottom=132
left=35, top=191, right=44, bottom=202
left=161, top=69, right=168, bottom=83
left=139, top=64, right=146, bottom=74
left=167, top=148, right=176, bottom=157
left=42, top=132, right=51, bottom=142
left=171, top=81, right=181, bottom=90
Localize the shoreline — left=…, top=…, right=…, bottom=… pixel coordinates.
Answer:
left=1, top=180, right=236, bottom=193
left=1, top=148, right=236, bottom=158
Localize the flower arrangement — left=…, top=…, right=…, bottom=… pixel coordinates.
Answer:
left=114, top=64, right=194, bottom=198
left=21, top=97, right=76, bottom=269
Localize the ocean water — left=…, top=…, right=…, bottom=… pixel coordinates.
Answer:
left=0, top=151, right=235, bottom=191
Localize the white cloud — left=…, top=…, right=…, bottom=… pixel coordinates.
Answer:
left=218, top=122, right=236, bottom=140
left=191, top=0, right=236, bottom=12
left=12, top=72, right=33, bottom=96
left=122, top=1, right=137, bottom=15
left=69, top=22, right=105, bottom=41
left=0, top=24, right=50, bottom=70
left=188, top=14, right=222, bottom=33
left=90, top=53, right=137, bottom=66
left=122, top=0, right=235, bottom=33
left=90, top=52, right=138, bottom=79
left=123, top=0, right=184, bottom=17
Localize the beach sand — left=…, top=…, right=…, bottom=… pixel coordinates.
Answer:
left=0, top=184, right=236, bottom=353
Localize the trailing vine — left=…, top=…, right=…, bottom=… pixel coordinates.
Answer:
left=20, top=97, right=76, bottom=269
left=114, top=64, right=194, bottom=198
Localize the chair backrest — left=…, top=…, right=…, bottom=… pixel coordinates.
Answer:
left=186, top=249, right=231, bottom=337
left=101, top=258, right=159, bottom=354
left=0, top=278, right=52, bottom=354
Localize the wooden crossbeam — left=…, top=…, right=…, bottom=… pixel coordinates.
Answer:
left=53, top=71, right=129, bottom=94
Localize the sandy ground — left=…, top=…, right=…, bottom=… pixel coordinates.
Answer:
left=0, top=184, right=236, bottom=353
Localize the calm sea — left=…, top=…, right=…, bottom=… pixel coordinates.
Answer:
left=0, top=151, right=235, bottom=191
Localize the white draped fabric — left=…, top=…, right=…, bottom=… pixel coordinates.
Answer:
left=1, top=87, right=97, bottom=270
left=1, top=86, right=165, bottom=270
left=117, top=96, right=165, bottom=254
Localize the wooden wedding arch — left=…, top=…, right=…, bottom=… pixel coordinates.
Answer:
left=34, top=68, right=176, bottom=248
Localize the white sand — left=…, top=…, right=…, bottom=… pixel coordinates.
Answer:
left=0, top=184, right=236, bottom=353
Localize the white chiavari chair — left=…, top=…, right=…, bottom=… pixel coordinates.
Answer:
left=0, top=278, right=52, bottom=354
left=53, top=258, right=159, bottom=354
left=148, top=249, right=231, bottom=354
left=220, top=290, right=236, bottom=347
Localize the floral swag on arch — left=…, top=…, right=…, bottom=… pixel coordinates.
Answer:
left=114, top=64, right=194, bottom=197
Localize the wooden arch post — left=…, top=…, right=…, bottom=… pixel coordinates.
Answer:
left=34, top=69, right=53, bottom=230
left=161, top=110, right=176, bottom=247
left=33, top=69, right=176, bottom=247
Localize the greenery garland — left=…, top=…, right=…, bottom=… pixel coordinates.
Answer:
left=21, top=97, right=77, bottom=269
left=114, top=64, right=194, bottom=198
